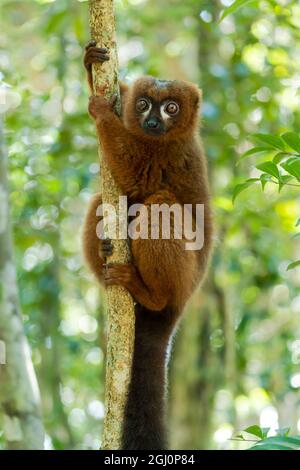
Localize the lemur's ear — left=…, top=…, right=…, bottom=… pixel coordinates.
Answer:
left=119, top=81, right=130, bottom=115
left=194, top=88, right=202, bottom=107
left=119, top=81, right=129, bottom=96
left=189, top=85, right=202, bottom=109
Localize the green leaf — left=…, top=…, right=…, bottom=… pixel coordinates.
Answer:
left=281, top=132, right=300, bottom=154
left=256, top=161, right=281, bottom=180
left=232, top=179, right=259, bottom=203
left=276, top=428, right=290, bottom=437
left=296, top=219, right=300, bottom=227
left=253, top=133, right=286, bottom=151
left=249, top=436, right=300, bottom=450
left=287, top=260, right=300, bottom=271
left=243, top=425, right=265, bottom=439
left=250, top=444, right=294, bottom=450
left=260, top=173, right=272, bottom=190
left=279, top=175, right=293, bottom=192
left=219, top=0, right=257, bottom=23
left=261, top=427, right=270, bottom=438
left=281, top=158, right=300, bottom=182
left=237, top=146, right=273, bottom=164
left=273, top=152, right=289, bottom=164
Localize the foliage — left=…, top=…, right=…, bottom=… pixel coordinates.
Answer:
left=234, top=425, right=300, bottom=450
left=220, top=0, right=258, bottom=23
left=1, top=0, right=300, bottom=450
left=234, top=133, right=300, bottom=269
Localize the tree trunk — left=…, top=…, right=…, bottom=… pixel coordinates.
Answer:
left=88, top=0, right=135, bottom=450
left=0, top=116, right=45, bottom=450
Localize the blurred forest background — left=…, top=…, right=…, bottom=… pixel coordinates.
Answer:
left=1, top=0, right=300, bottom=450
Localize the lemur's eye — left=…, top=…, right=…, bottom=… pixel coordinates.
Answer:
left=136, top=99, right=149, bottom=113
left=165, top=101, right=179, bottom=115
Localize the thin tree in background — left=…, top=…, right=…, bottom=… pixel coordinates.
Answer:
left=0, top=116, right=45, bottom=450
left=88, top=0, right=135, bottom=450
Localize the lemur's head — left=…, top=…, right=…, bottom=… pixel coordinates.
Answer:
left=122, top=76, right=201, bottom=140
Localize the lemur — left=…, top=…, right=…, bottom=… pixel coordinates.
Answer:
left=82, top=40, right=213, bottom=450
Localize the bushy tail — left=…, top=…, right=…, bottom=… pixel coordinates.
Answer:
left=121, top=304, right=175, bottom=450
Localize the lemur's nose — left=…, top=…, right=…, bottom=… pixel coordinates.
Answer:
left=146, top=117, right=160, bottom=129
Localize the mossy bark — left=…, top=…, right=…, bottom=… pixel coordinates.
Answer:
left=88, top=0, right=135, bottom=450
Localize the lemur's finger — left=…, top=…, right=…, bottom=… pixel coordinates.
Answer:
left=101, top=248, right=113, bottom=258
left=102, top=239, right=113, bottom=246
left=104, top=270, right=121, bottom=281
left=85, top=39, right=97, bottom=50
left=101, top=238, right=113, bottom=256
left=104, top=265, right=134, bottom=286
left=102, top=245, right=113, bottom=254
left=86, top=47, right=109, bottom=54
left=84, top=51, right=110, bottom=66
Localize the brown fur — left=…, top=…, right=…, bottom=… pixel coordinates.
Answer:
left=82, top=47, right=213, bottom=449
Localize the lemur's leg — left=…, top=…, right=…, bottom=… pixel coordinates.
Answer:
left=104, top=190, right=199, bottom=312
left=82, top=192, right=113, bottom=284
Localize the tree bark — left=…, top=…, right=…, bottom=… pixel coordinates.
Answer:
left=88, top=0, right=135, bottom=450
left=0, top=116, right=45, bottom=450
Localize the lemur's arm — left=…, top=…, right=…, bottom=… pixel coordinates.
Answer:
left=84, top=41, right=142, bottom=198
left=88, top=95, right=143, bottom=198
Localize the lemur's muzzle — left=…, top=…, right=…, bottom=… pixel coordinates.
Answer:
left=143, top=116, right=164, bottom=135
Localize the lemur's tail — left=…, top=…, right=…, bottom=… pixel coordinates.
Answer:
left=121, top=303, right=176, bottom=450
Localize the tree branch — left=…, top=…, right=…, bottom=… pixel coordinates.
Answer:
left=88, top=0, right=135, bottom=450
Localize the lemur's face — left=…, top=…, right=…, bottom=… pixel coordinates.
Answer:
left=123, top=77, right=201, bottom=140
left=135, top=94, right=180, bottom=137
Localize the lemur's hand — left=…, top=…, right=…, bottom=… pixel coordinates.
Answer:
left=88, top=95, right=109, bottom=120
left=88, top=94, right=118, bottom=120
left=84, top=40, right=110, bottom=72
left=100, top=238, right=113, bottom=260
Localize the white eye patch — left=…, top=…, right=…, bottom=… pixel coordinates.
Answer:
left=160, top=104, right=171, bottom=121
left=141, top=102, right=152, bottom=118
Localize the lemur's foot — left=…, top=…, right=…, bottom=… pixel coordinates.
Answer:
left=84, top=39, right=110, bottom=71
left=102, top=263, right=167, bottom=311
left=100, top=238, right=113, bottom=259
left=103, top=263, right=138, bottom=289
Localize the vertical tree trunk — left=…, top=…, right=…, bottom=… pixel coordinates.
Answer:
left=0, top=116, right=45, bottom=450
left=88, top=0, right=135, bottom=450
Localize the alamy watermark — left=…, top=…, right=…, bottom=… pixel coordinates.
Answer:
left=95, top=196, right=205, bottom=251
